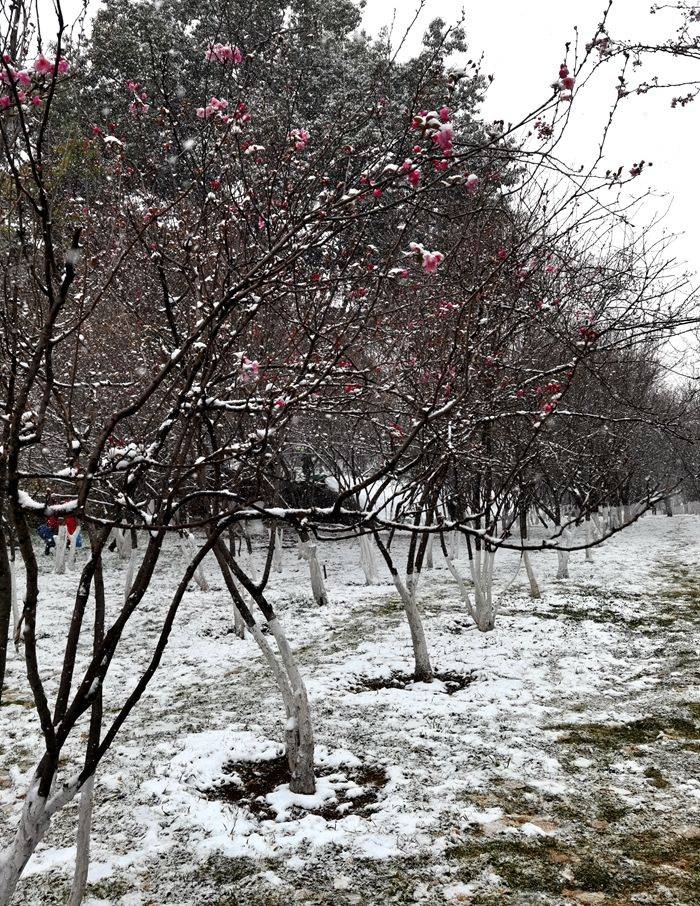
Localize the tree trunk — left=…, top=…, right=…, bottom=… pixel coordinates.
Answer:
left=0, top=776, right=79, bottom=906
left=267, top=618, right=316, bottom=794
left=298, top=531, right=328, bottom=606
left=0, top=528, right=12, bottom=706
left=519, top=510, right=540, bottom=599
left=270, top=528, right=283, bottom=574
left=67, top=775, right=94, bottom=906
left=373, top=534, right=433, bottom=681
left=358, top=533, right=379, bottom=585
left=54, top=525, right=68, bottom=574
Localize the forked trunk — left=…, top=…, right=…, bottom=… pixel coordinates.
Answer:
left=0, top=776, right=79, bottom=906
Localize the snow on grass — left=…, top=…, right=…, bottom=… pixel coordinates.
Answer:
left=2, top=515, right=700, bottom=903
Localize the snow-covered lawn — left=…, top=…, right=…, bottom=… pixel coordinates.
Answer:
left=2, top=516, right=699, bottom=904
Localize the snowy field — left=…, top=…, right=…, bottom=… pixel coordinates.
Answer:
left=1, top=515, right=699, bottom=905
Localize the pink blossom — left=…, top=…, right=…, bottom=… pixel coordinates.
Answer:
left=373, top=187, right=382, bottom=198
left=57, top=58, right=70, bottom=75
left=205, top=42, right=243, bottom=65
left=33, top=54, right=54, bottom=75
left=422, top=251, right=444, bottom=274
left=31, top=95, right=42, bottom=106
left=433, top=122, right=454, bottom=154
left=496, top=248, right=508, bottom=261
left=209, top=96, right=228, bottom=110
left=16, top=71, right=31, bottom=88
left=241, top=357, right=259, bottom=382
left=400, top=158, right=413, bottom=173
left=291, top=127, right=310, bottom=150
left=439, top=105, right=451, bottom=122
left=0, top=95, right=10, bottom=110
left=434, top=159, right=449, bottom=172
left=408, top=168, right=421, bottom=187
left=466, top=173, right=479, bottom=192
left=274, top=397, right=287, bottom=408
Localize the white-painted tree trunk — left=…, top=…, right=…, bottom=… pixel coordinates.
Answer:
left=270, top=528, right=283, bottom=574
left=298, top=538, right=328, bottom=606
left=468, top=548, right=497, bottom=631
left=114, top=529, right=131, bottom=560
left=66, top=530, right=78, bottom=571
left=585, top=520, right=594, bottom=562
left=555, top=525, right=571, bottom=579
left=391, top=572, right=433, bottom=681
left=67, top=775, right=94, bottom=906
left=0, top=776, right=79, bottom=906
left=124, top=548, right=137, bottom=603
left=358, top=533, right=379, bottom=585
left=54, top=525, right=68, bottom=575
left=523, top=551, right=541, bottom=598
left=267, top=617, right=316, bottom=794
left=424, top=533, right=434, bottom=569
left=179, top=531, right=208, bottom=591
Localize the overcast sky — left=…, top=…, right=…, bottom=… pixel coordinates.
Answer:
left=362, top=1, right=699, bottom=280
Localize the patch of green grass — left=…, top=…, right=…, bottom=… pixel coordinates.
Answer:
left=553, top=715, right=700, bottom=749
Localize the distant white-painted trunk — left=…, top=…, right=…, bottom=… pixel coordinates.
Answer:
left=523, top=551, right=541, bottom=598
left=299, top=538, right=328, bottom=606
left=66, top=530, right=78, bottom=571
left=358, top=533, right=379, bottom=585
left=270, top=528, right=283, bottom=574
left=124, top=548, right=137, bottom=602
left=54, top=525, right=68, bottom=574
left=67, top=776, right=94, bottom=906
left=114, top=529, right=131, bottom=560
left=555, top=525, right=571, bottom=579
left=468, top=548, right=497, bottom=631
left=584, top=521, right=594, bottom=562
left=179, top=531, right=208, bottom=591
left=424, top=533, right=434, bottom=569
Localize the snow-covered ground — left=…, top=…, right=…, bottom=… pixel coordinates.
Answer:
left=1, top=516, right=699, bottom=904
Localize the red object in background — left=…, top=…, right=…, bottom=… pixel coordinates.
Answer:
left=47, top=516, right=59, bottom=534
left=65, top=516, right=77, bottom=535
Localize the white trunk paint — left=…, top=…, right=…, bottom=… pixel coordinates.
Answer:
left=358, top=534, right=379, bottom=585
left=67, top=775, right=94, bottom=906
left=0, top=775, right=79, bottom=906
left=468, top=548, right=497, bottom=631
left=555, top=525, right=571, bottom=579
left=270, top=528, right=283, bottom=573
left=267, top=618, right=316, bottom=794
left=388, top=571, right=433, bottom=681
left=179, top=532, right=208, bottom=591
left=523, top=551, right=541, bottom=598
left=298, top=539, right=328, bottom=606
left=54, top=525, right=67, bottom=574
left=66, top=530, right=78, bottom=571
left=124, top=549, right=137, bottom=603
left=424, top=533, right=434, bottom=569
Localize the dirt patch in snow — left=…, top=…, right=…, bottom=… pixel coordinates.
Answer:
left=350, top=668, right=474, bottom=695
left=207, top=756, right=390, bottom=821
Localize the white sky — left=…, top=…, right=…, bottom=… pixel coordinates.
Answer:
left=362, top=0, right=700, bottom=279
